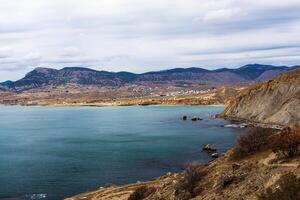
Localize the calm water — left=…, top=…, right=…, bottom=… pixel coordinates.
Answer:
left=0, top=105, right=242, bottom=200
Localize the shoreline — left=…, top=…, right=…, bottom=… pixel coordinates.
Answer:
left=0, top=102, right=226, bottom=107
left=219, top=116, right=285, bottom=130
left=0, top=102, right=283, bottom=129
left=1, top=103, right=286, bottom=200
left=65, top=123, right=286, bottom=200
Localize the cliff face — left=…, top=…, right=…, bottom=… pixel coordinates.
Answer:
left=221, top=68, right=300, bottom=126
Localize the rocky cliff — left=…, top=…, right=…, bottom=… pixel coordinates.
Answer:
left=221, top=68, right=300, bottom=126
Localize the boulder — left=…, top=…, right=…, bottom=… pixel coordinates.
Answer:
left=202, top=144, right=217, bottom=153
left=211, top=153, right=219, bottom=158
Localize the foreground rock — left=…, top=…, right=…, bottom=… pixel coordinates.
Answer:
left=221, top=68, right=300, bottom=126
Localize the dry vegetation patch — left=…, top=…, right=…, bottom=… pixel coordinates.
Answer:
left=259, top=172, right=300, bottom=200
left=175, top=162, right=208, bottom=200
left=230, top=127, right=275, bottom=160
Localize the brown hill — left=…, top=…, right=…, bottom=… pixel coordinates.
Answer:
left=221, top=68, right=300, bottom=126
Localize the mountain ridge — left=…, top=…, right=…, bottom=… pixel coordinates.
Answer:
left=0, top=64, right=294, bottom=91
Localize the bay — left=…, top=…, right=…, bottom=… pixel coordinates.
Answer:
left=0, top=105, right=242, bottom=200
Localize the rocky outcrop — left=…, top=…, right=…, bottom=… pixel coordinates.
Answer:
left=221, top=68, right=300, bottom=126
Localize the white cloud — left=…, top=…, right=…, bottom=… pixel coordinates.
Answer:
left=24, top=52, right=42, bottom=61
left=202, top=9, right=241, bottom=21
left=0, top=0, right=300, bottom=81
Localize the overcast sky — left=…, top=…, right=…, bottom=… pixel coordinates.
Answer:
left=1, top=0, right=300, bottom=81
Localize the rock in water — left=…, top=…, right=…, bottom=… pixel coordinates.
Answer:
left=191, top=116, right=203, bottom=121
left=211, top=153, right=219, bottom=158
left=202, top=144, right=217, bottom=153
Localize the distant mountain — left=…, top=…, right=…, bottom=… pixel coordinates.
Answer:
left=9, top=67, right=138, bottom=90
left=0, top=80, right=13, bottom=91
left=0, top=64, right=293, bottom=91
left=221, top=67, right=300, bottom=126
left=2, top=80, right=13, bottom=85
left=214, top=64, right=289, bottom=80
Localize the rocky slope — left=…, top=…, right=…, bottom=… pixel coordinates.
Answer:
left=65, top=150, right=300, bottom=200
left=221, top=68, right=300, bottom=126
left=1, top=64, right=290, bottom=91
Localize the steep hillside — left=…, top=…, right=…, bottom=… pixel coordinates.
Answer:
left=1, top=64, right=289, bottom=91
left=221, top=68, right=300, bottom=126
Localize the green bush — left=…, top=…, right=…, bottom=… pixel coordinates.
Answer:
left=258, top=172, right=300, bottom=200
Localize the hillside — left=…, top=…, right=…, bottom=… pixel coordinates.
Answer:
left=0, top=64, right=289, bottom=91
left=221, top=68, right=300, bottom=126
left=66, top=138, right=300, bottom=200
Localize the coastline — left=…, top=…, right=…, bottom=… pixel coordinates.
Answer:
left=0, top=101, right=226, bottom=107
left=218, top=115, right=284, bottom=130
left=65, top=122, right=287, bottom=200
left=1, top=104, right=233, bottom=200
left=63, top=112, right=286, bottom=199
left=1, top=103, right=288, bottom=199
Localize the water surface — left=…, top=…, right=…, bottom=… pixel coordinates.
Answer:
left=0, top=105, right=242, bottom=200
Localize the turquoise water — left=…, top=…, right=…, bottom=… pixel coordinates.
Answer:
left=0, top=105, right=242, bottom=200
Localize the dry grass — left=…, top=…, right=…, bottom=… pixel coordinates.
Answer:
left=230, top=127, right=276, bottom=160
left=175, top=162, right=207, bottom=200
left=258, top=172, right=300, bottom=200
left=270, top=126, right=300, bottom=158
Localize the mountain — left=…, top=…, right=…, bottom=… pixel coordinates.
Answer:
left=9, top=67, right=138, bottom=90
left=0, top=64, right=291, bottom=91
left=221, top=67, right=300, bottom=126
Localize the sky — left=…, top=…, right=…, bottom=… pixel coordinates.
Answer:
left=1, top=0, right=300, bottom=81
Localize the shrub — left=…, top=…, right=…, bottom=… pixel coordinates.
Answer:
left=270, top=127, right=300, bottom=158
left=218, top=174, right=236, bottom=189
left=175, top=162, right=207, bottom=200
left=128, top=186, right=157, bottom=200
left=258, top=172, right=300, bottom=200
left=230, top=127, right=275, bottom=160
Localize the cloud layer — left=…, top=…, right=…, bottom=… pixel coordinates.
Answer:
left=1, top=0, right=300, bottom=81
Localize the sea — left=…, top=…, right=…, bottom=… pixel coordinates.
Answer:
left=0, top=105, right=243, bottom=200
